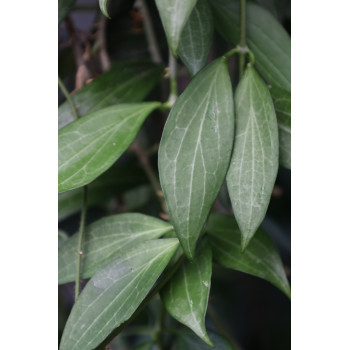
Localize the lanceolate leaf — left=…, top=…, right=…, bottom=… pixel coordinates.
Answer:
left=178, top=0, right=214, bottom=76
left=58, top=213, right=173, bottom=284
left=161, top=241, right=213, bottom=346
left=207, top=213, right=290, bottom=298
left=99, top=0, right=110, bottom=18
left=59, top=239, right=179, bottom=350
left=154, top=0, right=198, bottom=56
left=209, top=0, right=291, bottom=91
left=58, top=165, right=148, bottom=222
left=226, top=66, right=279, bottom=250
left=58, top=102, right=160, bottom=193
left=58, top=62, right=164, bottom=129
left=176, top=329, right=235, bottom=350
left=58, top=0, right=76, bottom=24
left=158, top=58, right=234, bottom=260
left=270, top=86, right=291, bottom=169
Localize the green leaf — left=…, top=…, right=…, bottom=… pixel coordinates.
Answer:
left=154, top=0, right=198, bottom=56
left=59, top=239, right=179, bottom=350
left=58, top=102, right=160, bottom=193
left=207, top=213, right=290, bottom=298
left=161, top=240, right=213, bottom=346
left=58, top=0, right=76, bottom=24
left=270, top=86, right=291, bottom=169
left=58, top=164, right=148, bottom=222
left=176, top=329, right=235, bottom=350
left=58, top=62, right=164, bottom=129
left=209, top=0, right=291, bottom=91
left=158, top=58, right=234, bottom=260
left=178, top=0, right=214, bottom=76
left=99, top=0, right=110, bottom=18
left=58, top=230, right=69, bottom=249
left=226, top=66, right=279, bottom=250
left=58, top=213, right=173, bottom=284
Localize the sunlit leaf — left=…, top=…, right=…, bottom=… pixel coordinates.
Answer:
left=209, top=0, right=291, bottom=91
left=207, top=213, right=291, bottom=298
left=178, top=0, right=214, bottom=76
left=99, top=0, right=110, bottom=18
left=158, top=58, right=234, bottom=259
left=59, top=239, right=179, bottom=350
left=58, top=102, right=160, bottom=193
left=226, top=66, right=279, bottom=250
left=58, top=213, right=173, bottom=284
left=58, top=62, right=164, bottom=129
left=154, top=0, right=198, bottom=56
left=161, top=240, right=213, bottom=346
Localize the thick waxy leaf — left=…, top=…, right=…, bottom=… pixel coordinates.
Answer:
left=176, top=329, right=235, bottom=350
left=99, top=0, right=110, bottom=18
left=58, top=213, right=173, bottom=284
left=154, top=0, right=198, bottom=56
left=58, top=62, right=164, bottom=129
left=207, top=213, right=290, bottom=298
left=270, top=86, right=291, bottom=169
left=58, top=0, right=76, bottom=24
left=58, top=165, right=147, bottom=221
left=58, top=102, right=160, bottom=193
left=59, top=239, right=179, bottom=350
left=209, top=0, right=291, bottom=91
left=161, top=241, right=213, bottom=346
left=158, top=58, right=234, bottom=260
left=178, top=0, right=214, bottom=76
left=226, top=66, right=279, bottom=250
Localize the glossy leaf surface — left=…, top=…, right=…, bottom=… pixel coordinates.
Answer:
left=226, top=66, right=278, bottom=250
left=58, top=102, right=160, bottom=193
left=154, top=0, right=197, bottom=56
left=58, top=213, right=173, bottom=284
left=58, top=62, right=164, bottom=129
left=161, top=241, right=213, bottom=346
left=270, top=86, right=291, bottom=169
left=176, top=329, right=235, bottom=350
left=209, top=0, right=291, bottom=91
left=158, top=58, right=234, bottom=259
left=59, top=239, right=179, bottom=350
left=178, top=0, right=213, bottom=76
left=58, top=0, right=76, bottom=24
left=207, top=213, right=290, bottom=298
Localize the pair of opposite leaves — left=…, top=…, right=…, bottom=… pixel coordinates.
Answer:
left=159, top=57, right=279, bottom=260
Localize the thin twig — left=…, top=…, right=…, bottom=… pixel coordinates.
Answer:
left=58, top=76, right=79, bottom=121
left=167, top=49, right=178, bottom=106
left=239, top=0, right=246, bottom=77
left=97, top=14, right=111, bottom=72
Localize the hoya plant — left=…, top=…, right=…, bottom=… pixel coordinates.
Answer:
left=58, top=0, right=291, bottom=349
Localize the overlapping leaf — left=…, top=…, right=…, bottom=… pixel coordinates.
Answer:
left=209, top=0, right=291, bottom=91
left=158, top=58, right=234, bottom=260
left=270, top=86, right=291, bottom=169
left=207, top=213, right=291, bottom=298
left=58, top=230, right=68, bottom=249
left=154, top=0, right=198, bottom=56
left=161, top=241, right=213, bottom=346
left=58, top=213, right=173, bottom=284
left=58, top=0, right=76, bottom=24
left=176, top=329, right=235, bottom=350
left=58, top=62, right=164, bottom=129
left=226, top=66, right=279, bottom=250
left=178, top=0, right=214, bottom=76
left=59, top=239, right=179, bottom=350
left=58, top=102, right=160, bottom=193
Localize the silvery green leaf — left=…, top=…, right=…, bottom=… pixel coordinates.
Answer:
left=226, top=66, right=279, bottom=250
left=207, top=213, right=291, bottom=298
left=209, top=0, right=291, bottom=91
left=154, top=0, right=198, bottom=56
left=178, top=0, right=214, bottom=76
left=270, top=86, right=291, bottom=169
left=58, top=230, right=69, bottom=249
left=161, top=240, right=213, bottom=346
left=58, top=213, right=173, bottom=284
left=58, top=102, right=160, bottom=193
left=59, top=239, right=179, bottom=350
left=59, top=61, right=163, bottom=129
left=158, top=58, right=234, bottom=259
left=99, top=0, right=110, bottom=18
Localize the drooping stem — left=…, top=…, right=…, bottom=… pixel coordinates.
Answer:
left=139, top=0, right=163, bottom=64
left=167, top=50, right=178, bottom=106
left=74, top=186, right=88, bottom=301
left=58, top=76, right=79, bottom=121
left=239, top=0, right=247, bottom=77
